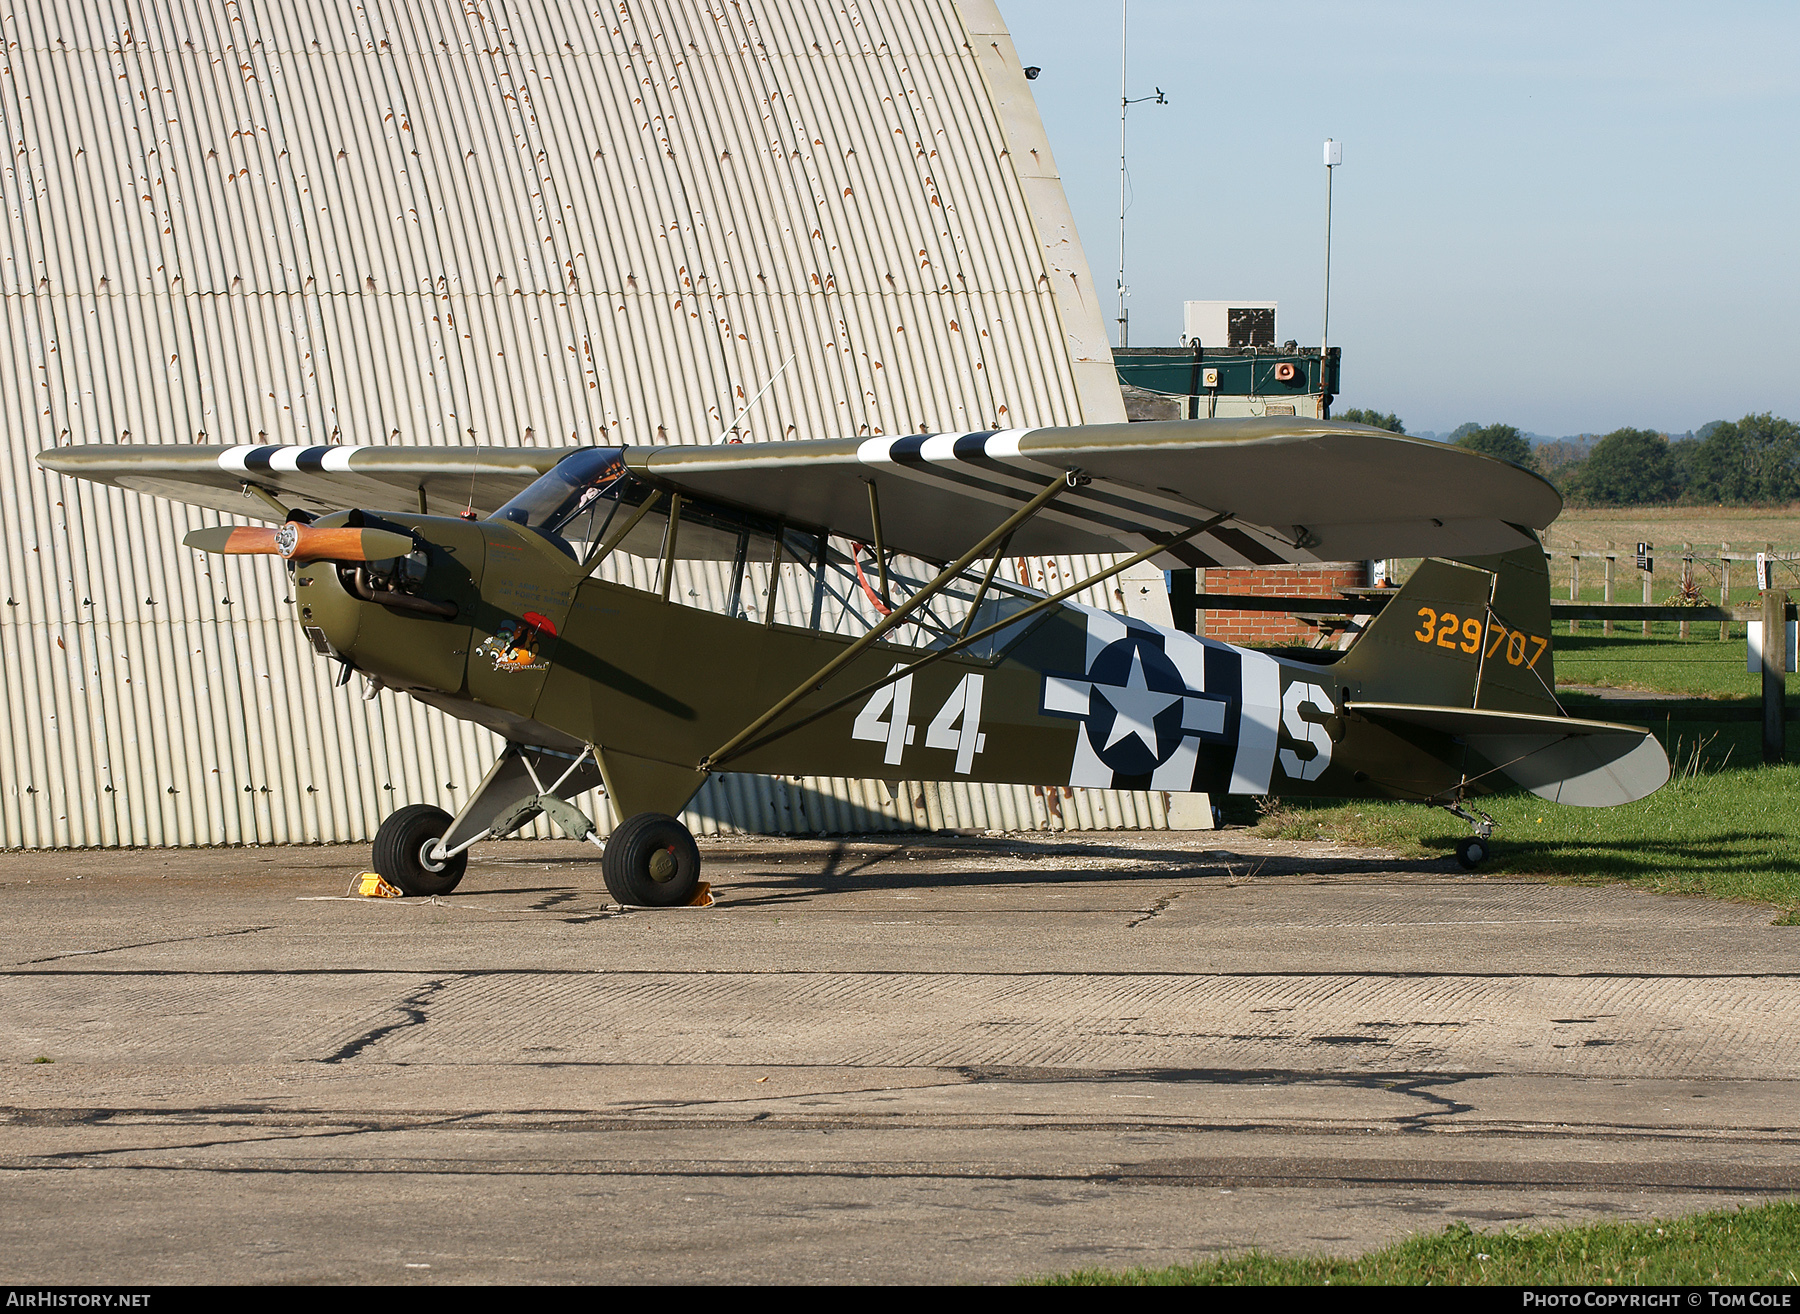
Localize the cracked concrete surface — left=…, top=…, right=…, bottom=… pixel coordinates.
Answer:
left=0, top=832, right=1795, bottom=1284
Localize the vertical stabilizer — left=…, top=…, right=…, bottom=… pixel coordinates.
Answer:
left=1339, top=545, right=1558, bottom=715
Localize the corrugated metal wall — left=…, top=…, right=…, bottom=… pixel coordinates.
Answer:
left=0, top=0, right=1168, bottom=847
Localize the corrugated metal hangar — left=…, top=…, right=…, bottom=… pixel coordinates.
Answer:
left=0, top=0, right=1191, bottom=847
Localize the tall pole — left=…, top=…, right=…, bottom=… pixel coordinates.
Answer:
left=1118, top=0, right=1129, bottom=348
left=1321, top=139, right=1339, bottom=362
left=1116, top=3, right=1167, bottom=349
left=1320, top=138, right=1340, bottom=418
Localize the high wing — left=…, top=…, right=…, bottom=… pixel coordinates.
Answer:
left=37, top=443, right=567, bottom=521
left=38, top=417, right=1560, bottom=568
left=634, top=419, right=1560, bottom=569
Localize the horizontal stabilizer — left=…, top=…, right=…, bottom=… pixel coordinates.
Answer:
left=1350, top=702, right=1670, bottom=807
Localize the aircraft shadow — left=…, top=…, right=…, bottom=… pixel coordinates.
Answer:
left=1466, top=831, right=1797, bottom=880
left=684, top=774, right=931, bottom=836
left=460, top=833, right=1458, bottom=903
left=462, top=808, right=1793, bottom=907
left=700, top=838, right=1458, bottom=907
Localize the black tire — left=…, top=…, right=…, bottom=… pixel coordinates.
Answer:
left=1455, top=836, right=1489, bottom=870
left=603, top=812, right=700, bottom=907
left=372, top=804, right=467, bottom=896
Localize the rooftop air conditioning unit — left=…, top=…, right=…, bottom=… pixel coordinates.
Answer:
left=1182, top=300, right=1277, bottom=349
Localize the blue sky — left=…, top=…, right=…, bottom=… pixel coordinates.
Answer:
left=1001, top=1, right=1800, bottom=437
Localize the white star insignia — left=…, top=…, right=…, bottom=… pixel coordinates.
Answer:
left=1094, top=647, right=1182, bottom=755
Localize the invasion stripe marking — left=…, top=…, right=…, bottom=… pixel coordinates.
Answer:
left=893, top=437, right=1251, bottom=564
left=217, top=446, right=274, bottom=475
left=858, top=432, right=1293, bottom=568
left=1210, top=525, right=1287, bottom=567
left=971, top=430, right=1255, bottom=528
left=216, top=444, right=368, bottom=477
left=268, top=446, right=330, bottom=472
left=867, top=433, right=1185, bottom=532
left=1164, top=542, right=1219, bottom=569
left=895, top=461, right=1181, bottom=550
left=943, top=435, right=1272, bottom=559
left=952, top=446, right=1209, bottom=537
left=951, top=431, right=996, bottom=460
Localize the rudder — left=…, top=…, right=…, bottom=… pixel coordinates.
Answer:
left=1340, top=545, right=1557, bottom=715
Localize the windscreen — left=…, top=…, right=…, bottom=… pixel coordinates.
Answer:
left=489, top=448, right=628, bottom=550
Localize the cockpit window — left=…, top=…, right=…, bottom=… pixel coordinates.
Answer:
left=490, top=449, right=1049, bottom=660
left=490, top=448, right=628, bottom=552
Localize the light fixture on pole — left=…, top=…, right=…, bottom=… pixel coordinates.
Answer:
left=1321, top=138, right=1341, bottom=404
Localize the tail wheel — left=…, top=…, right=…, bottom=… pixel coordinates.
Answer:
left=1455, top=836, right=1489, bottom=869
left=603, top=812, right=700, bottom=907
left=373, top=804, right=467, bottom=896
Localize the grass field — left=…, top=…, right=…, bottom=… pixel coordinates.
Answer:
left=1384, top=503, right=1800, bottom=623
left=1252, top=759, right=1800, bottom=921
left=1540, top=503, right=1798, bottom=619
left=1540, top=504, right=1800, bottom=558
left=1036, top=1202, right=1800, bottom=1286
left=1553, top=630, right=1774, bottom=699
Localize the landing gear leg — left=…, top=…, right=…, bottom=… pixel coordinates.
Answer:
left=1442, top=801, right=1496, bottom=870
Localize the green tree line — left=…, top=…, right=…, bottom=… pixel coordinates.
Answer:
left=1336, top=408, right=1800, bottom=507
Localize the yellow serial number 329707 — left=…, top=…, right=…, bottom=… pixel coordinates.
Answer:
left=1413, top=607, right=1548, bottom=669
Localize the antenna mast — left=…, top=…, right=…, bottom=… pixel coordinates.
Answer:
left=1117, top=1, right=1167, bottom=350
left=1118, top=0, right=1128, bottom=348
left=1321, top=139, right=1341, bottom=370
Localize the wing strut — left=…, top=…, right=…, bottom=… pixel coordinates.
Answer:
left=701, top=506, right=1233, bottom=771
left=866, top=479, right=891, bottom=607
left=583, top=490, right=667, bottom=572
left=657, top=494, right=684, bottom=602
left=958, top=531, right=1015, bottom=639
left=701, top=472, right=1074, bottom=771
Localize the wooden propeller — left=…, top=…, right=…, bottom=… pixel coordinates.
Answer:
left=183, top=524, right=417, bottom=563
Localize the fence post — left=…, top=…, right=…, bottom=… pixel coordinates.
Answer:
left=1642, top=557, right=1652, bottom=637
left=1569, top=555, right=1580, bottom=634
left=1680, top=546, right=1692, bottom=639
left=1604, top=553, right=1615, bottom=636
left=1720, top=546, right=1730, bottom=641
left=1763, top=588, right=1788, bottom=765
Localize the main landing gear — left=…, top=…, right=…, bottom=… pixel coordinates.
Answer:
left=1442, top=801, right=1496, bottom=870
left=372, top=803, right=467, bottom=896
left=369, top=742, right=704, bottom=906
left=601, top=812, right=701, bottom=907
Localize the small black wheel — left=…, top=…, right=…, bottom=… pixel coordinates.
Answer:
left=1455, top=836, right=1489, bottom=869
left=603, top=812, right=700, bottom=907
left=372, top=804, right=467, bottom=896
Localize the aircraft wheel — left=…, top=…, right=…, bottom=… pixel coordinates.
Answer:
left=1455, top=836, right=1489, bottom=870
left=603, top=812, right=700, bottom=907
left=372, top=804, right=467, bottom=896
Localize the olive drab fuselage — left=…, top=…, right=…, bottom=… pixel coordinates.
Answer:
left=293, top=510, right=1557, bottom=820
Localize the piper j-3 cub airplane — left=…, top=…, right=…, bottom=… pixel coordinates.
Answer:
left=40, top=418, right=1669, bottom=905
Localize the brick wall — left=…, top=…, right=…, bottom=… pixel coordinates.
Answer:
left=1200, top=561, right=1370, bottom=645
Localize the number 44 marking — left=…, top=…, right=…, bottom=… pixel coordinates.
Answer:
left=853, top=669, right=988, bottom=774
